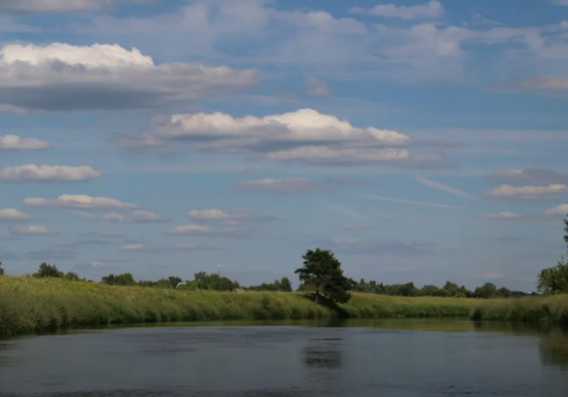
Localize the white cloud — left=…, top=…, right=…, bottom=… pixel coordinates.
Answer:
left=489, top=169, right=568, bottom=185
left=360, top=194, right=461, bottom=209
left=483, top=212, right=521, bottom=219
left=306, top=77, right=331, bottom=97
left=122, top=243, right=146, bottom=250
left=102, top=210, right=168, bottom=223
left=24, top=194, right=137, bottom=210
left=89, top=261, right=106, bottom=268
left=416, top=176, right=475, bottom=199
left=0, top=208, right=32, bottom=221
left=0, top=42, right=256, bottom=111
left=0, top=0, right=115, bottom=12
left=544, top=204, right=568, bottom=216
left=188, top=209, right=233, bottom=220
left=0, top=135, right=50, bottom=150
left=485, top=184, right=568, bottom=199
left=481, top=272, right=506, bottom=279
left=236, top=177, right=324, bottom=194
left=166, top=224, right=211, bottom=235
left=119, top=108, right=437, bottom=166
left=9, top=225, right=53, bottom=235
left=552, top=0, right=568, bottom=6
left=362, top=1, right=445, bottom=20
left=0, top=164, right=101, bottom=182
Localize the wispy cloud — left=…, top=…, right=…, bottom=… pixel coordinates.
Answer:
left=416, top=176, right=476, bottom=199
left=359, top=194, right=461, bottom=209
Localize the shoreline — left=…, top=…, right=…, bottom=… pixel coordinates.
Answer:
left=1, top=276, right=567, bottom=337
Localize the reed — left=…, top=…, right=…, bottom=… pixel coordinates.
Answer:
left=2, top=276, right=568, bottom=337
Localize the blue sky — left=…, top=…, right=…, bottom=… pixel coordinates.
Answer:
left=0, top=0, right=567, bottom=291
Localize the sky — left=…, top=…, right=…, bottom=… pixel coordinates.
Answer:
left=0, top=0, right=567, bottom=291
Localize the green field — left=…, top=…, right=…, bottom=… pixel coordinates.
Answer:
left=0, top=276, right=567, bottom=337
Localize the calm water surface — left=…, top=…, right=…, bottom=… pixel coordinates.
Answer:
left=1, top=319, right=568, bottom=396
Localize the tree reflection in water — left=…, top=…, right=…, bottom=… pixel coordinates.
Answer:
left=539, top=332, right=568, bottom=371
left=303, top=337, right=343, bottom=369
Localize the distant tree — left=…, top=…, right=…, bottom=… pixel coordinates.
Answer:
left=167, top=276, right=183, bottom=289
left=474, top=282, right=498, bottom=299
left=279, top=277, right=293, bottom=292
left=138, top=280, right=156, bottom=287
left=537, top=259, right=568, bottom=295
left=33, top=263, right=63, bottom=278
left=179, top=272, right=239, bottom=291
left=497, top=286, right=512, bottom=298
left=0, top=257, right=4, bottom=276
left=101, top=273, right=136, bottom=286
left=295, top=248, right=354, bottom=304
left=249, top=277, right=293, bottom=292
left=64, top=272, right=79, bottom=281
left=564, top=215, right=568, bottom=253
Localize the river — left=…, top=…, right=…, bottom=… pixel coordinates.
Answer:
left=0, top=319, right=567, bottom=396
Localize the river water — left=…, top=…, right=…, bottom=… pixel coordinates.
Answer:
left=0, top=319, right=567, bottom=396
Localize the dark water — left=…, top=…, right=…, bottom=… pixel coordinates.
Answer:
left=1, top=319, right=568, bottom=396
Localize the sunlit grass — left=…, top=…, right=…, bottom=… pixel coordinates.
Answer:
left=2, top=276, right=567, bottom=336
left=472, top=295, right=568, bottom=325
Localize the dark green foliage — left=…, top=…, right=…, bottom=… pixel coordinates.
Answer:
left=178, top=272, right=240, bottom=291
left=63, top=272, right=79, bottom=281
left=33, top=263, right=64, bottom=278
left=537, top=259, right=568, bottom=295
left=0, top=258, right=4, bottom=276
left=101, top=273, right=136, bottom=286
left=295, top=248, right=355, bottom=304
left=249, top=277, right=293, bottom=292
left=564, top=215, right=568, bottom=253
left=473, top=282, right=498, bottom=299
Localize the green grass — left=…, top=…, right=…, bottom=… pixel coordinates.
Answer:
left=471, top=295, right=568, bottom=325
left=1, top=276, right=567, bottom=337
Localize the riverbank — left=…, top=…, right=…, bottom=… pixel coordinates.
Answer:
left=1, top=276, right=567, bottom=336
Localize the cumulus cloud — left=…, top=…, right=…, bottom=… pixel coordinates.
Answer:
left=306, top=77, right=331, bottom=96
left=0, top=0, right=114, bottom=12
left=9, top=225, right=53, bottom=235
left=166, top=224, right=211, bottom=235
left=485, top=184, right=568, bottom=200
left=352, top=1, right=444, bottom=20
left=483, top=212, right=521, bottom=219
left=102, top=210, right=168, bottom=223
left=0, top=42, right=256, bottom=111
left=488, top=169, right=568, bottom=186
left=166, top=223, right=263, bottom=238
left=187, top=209, right=274, bottom=224
left=0, top=208, right=32, bottom=222
left=119, top=109, right=438, bottom=167
left=122, top=242, right=217, bottom=252
left=0, top=164, right=101, bottom=182
left=122, top=243, right=145, bottom=251
left=0, top=135, right=50, bottom=150
left=544, top=204, right=568, bottom=216
left=24, top=194, right=137, bottom=210
left=236, top=177, right=324, bottom=194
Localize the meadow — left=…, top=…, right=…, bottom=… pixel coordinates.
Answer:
left=0, top=276, right=567, bottom=337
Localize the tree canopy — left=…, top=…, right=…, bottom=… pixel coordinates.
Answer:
left=295, top=248, right=354, bottom=303
left=0, top=257, right=4, bottom=276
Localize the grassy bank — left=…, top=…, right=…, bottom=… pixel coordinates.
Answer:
left=3, top=277, right=568, bottom=337
left=0, top=277, right=476, bottom=336
left=472, top=295, right=568, bottom=325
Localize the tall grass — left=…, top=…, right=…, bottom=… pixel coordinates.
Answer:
left=3, top=277, right=568, bottom=337
left=471, top=295, right=568, bottom=325
left=0, top=276, right=478, bottom=336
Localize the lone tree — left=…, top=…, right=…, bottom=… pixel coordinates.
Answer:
left=295, top=248, right=354, bottom=304
left=537, top=214, right=568, bottom=294
left=0, top=257, right=4, bottom=276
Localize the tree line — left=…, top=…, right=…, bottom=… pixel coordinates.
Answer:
left=1, top=215, right=567, bottom=303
